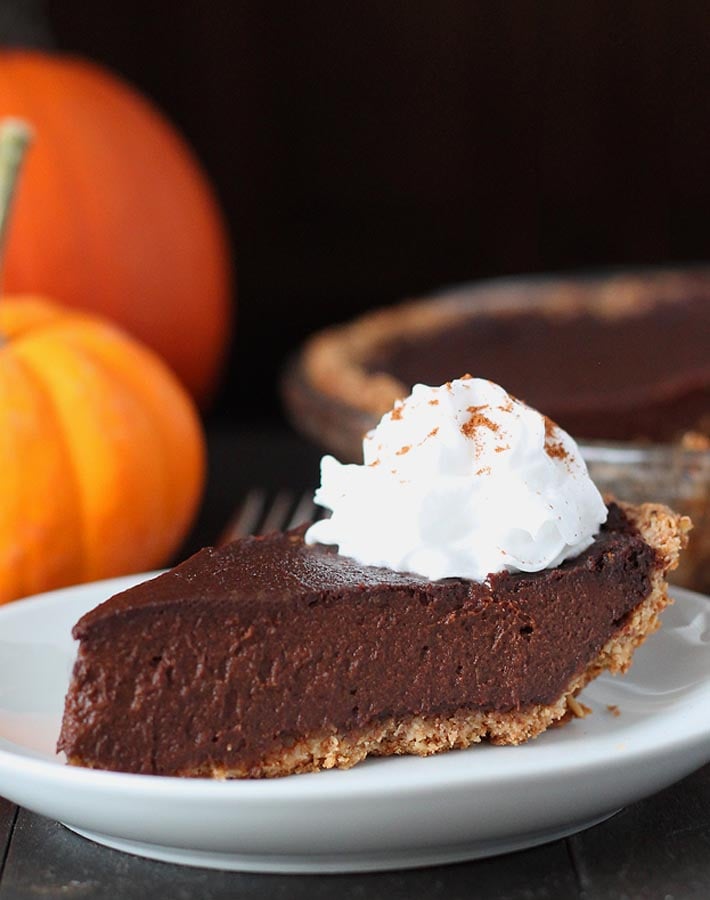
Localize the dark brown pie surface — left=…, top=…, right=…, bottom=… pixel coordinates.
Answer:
left=58, top=501, right=688, bottom=778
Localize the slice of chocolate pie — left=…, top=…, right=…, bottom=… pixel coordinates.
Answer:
left=58, top=377, right=690, bottom=779
left=58, top=502, right=687, bottom=778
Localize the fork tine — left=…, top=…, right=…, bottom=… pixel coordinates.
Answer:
left=220, top=488, right=322, bottom=545
left=288, top=491, right=317, bottom=529
left=259, top=490, right=295, bottom=534
left=219, top=488, right=266, bottom=544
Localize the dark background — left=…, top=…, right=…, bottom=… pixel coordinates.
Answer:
left=18, top=1, right=710, bottom=420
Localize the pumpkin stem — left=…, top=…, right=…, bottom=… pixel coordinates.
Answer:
left=0, top=118, right=33, bottom=294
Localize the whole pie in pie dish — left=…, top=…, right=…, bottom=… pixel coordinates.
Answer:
left=283, top=268, right=710, bottom=463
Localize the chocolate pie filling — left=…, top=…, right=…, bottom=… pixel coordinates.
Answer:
left=365, top=296, right=710, bottom=441
left=58, top=504, right=655, bottom=776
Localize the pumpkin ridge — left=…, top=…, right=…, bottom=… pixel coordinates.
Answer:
left=0, top=349, right=83, bottom=600
left=58, top=321, right=206, bottom=561
left=14, top=328, right=164, bottom=581
left=52, top=321, right=190, bottom=567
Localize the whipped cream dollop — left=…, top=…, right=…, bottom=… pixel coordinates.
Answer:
left=305, top=376, right=607, bottom=582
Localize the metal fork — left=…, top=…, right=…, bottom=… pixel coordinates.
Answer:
left=219, top=489, right=322, bottom=544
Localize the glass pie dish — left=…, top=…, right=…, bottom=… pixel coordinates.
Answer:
left=580, top=439, right=710, bottom=591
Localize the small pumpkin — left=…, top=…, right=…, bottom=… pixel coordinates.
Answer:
left=0, top=50, right=232, bottom=406
left=0, top=297, right=206, bottom=603
left=0, top=121, right=205, bottom=604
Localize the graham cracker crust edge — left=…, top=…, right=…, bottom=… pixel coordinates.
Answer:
left=67, top=502, right=691, bottom=780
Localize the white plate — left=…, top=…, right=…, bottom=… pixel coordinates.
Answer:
left=0, top=577, right=708, bottom=874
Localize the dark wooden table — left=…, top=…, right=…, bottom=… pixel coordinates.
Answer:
left=1, top=427, right=708, bottom=900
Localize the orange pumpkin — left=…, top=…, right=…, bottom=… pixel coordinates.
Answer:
left=0, top=51, right=232, bottom=405
left=0, top=296, right=206, bottom=604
